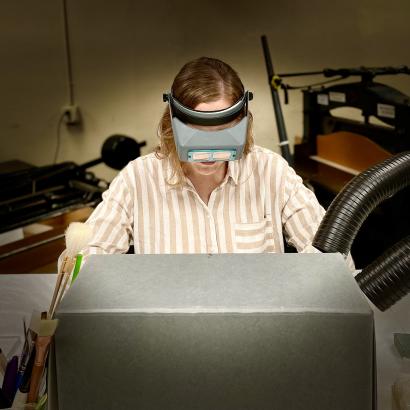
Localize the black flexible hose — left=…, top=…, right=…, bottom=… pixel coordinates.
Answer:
left=356, top=236, right=410, bottom=311
left=312, top=151, right=410, bottom=310
left=313, top=151, right=410, bottom=255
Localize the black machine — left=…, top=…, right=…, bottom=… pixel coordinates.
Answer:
left=261, top=35, right=410, bottom=268
left=0, top=135, right=146, bottom=234
left=298, top=65, right=410, bottom=154
left=297, top=71, right=410, bottom=268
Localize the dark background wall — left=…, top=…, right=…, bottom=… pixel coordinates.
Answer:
left=1, top=0, right=409, bottom=180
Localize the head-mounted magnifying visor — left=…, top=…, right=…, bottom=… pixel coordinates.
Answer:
left=163, top=91, right=253, bottom=162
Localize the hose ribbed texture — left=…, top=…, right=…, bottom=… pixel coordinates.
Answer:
left=355, top=236, right=410, bottom=311
left=313, top=151, right=410, bottom=255
left=312, top=151, right=410, bottom=311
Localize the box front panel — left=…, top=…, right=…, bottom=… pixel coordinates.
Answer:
left=55, top=313, right=373, bottom=410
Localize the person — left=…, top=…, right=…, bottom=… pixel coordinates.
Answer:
left=64, top=56, right=352, bottom=267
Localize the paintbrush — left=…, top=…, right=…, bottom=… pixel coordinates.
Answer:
left=26, top=312, right=58, bottom=404
left=48, top=222, right=92, bottom=318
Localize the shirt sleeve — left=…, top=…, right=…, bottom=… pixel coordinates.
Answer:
left=280, top=161, right=326, bottom=253
left=56, top=165, right=135, bottom=273
left=280, top=160, right=356, bottom=272
left=82, top=169, right=134, bottom=259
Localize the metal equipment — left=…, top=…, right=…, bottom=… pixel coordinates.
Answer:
left=0, top=135, right=145, bottom=273
left=260, top=35, right=293, bottom=165
left=294, top=70, right=410, bottom=268
left=260, top=35, right=410, bottom=267
left=0, top=135, right=146, bottom=234
left=295, top=65, right=410, bottom=156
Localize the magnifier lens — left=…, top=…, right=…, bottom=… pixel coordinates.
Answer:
left=191, top=152, right=211, bottom=161
left=212, top=151, right=232, bottom=160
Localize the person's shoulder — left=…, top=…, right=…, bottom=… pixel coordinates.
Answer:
left=126, top=151, right=159, bottom=166
left=122, top=152, right=162, bottom=173
left=115, top=152, right=161, bottom=184
left=247, top=145, right=289, bottom=167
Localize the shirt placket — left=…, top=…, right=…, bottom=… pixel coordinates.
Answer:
left=206, top=190, right=220, bottom=254
left=184, top=178, right=228, bottom=254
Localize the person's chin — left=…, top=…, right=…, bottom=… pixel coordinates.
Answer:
left=194, top=161, right=221, bottom=174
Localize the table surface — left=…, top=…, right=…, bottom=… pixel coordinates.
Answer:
left=0, top=273, right=409, bottom=410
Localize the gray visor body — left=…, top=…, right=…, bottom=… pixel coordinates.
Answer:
left=164, top=91, right=252, bottom=162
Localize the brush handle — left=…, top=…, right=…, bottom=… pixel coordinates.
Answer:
left=50, top=260, right=74, bottom=318
left=48, top=256, right=69, bottom=318
left=26, top=361, right=44, bottom=404
left=27, top=336, right=51, bottom=404
left=71, top=254, right=83, bottom=283
left=18, top=339, right=36, bottom=393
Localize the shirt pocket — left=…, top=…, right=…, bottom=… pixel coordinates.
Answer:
left=234, top=218, right=276, bottom=253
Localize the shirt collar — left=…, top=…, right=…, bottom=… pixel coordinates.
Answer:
left=227, top=160, right=239, bottom=185
left=163, top=159, right=240, bottom=191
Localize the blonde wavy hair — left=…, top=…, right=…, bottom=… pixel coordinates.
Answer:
left=155, top=56, right=254, bottom=185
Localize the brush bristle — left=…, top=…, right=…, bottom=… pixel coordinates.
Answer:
left=65, top=222, right=93, bottom=257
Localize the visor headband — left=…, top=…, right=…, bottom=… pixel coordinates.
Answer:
left=163, top=91, right=253, bottom=126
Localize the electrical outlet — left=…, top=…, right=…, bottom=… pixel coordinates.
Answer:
left=62, top=105, right=81, bottom=125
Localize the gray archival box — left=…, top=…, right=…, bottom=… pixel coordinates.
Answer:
left=53, top=253, right=374, bottom=410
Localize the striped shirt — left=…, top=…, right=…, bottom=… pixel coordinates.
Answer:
left=81, top=145, right=328, bottom=258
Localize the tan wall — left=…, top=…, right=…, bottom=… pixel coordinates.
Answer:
left=1, top=0, right=409, bottom=181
